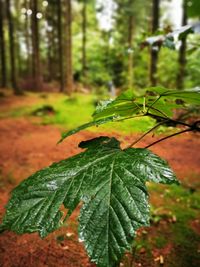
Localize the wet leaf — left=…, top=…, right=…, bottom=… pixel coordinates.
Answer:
left=0, top=137, right=178, bottom=267
left=59, top=87, right=200, bottom=143
left=146, top=87, right=200, bottom=109
left=59, top=116, right=115, bottom=143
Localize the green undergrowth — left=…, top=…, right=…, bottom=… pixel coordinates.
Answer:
left=1, top=92, right=157, bottom=134
left=0, top=106, right=30, bottom=119
left=142, top=182, right=200, bottom=266
left=149, top=182, right=200, bottom=224
left=120, top=180, right=200, bottom=266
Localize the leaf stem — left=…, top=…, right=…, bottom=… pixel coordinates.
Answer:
left=145, top=128, right=192, bottom=149
left=126, top=111, right=200, bottom=149
left=147, top=112, right=194, bottom=127
left=146, top=95, right=161, bottom=112
left=126, top=120, right=168, bottom=149
left=147, top=106, right=169, bottom=119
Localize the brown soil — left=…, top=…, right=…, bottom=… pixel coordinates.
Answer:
left=0, top=110, right=200, bottom=266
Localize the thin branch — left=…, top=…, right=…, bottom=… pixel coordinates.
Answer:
left=147, top=106, right=169, bottom=119
left=147, top=112, right=193, bottom=128
left=145, top=128, right=192, bottom=149
left=146, top=95, right=161, bottom=112
left=124, top=111, right=200, bottom=150
left=125, top=120, right=168, bottom=149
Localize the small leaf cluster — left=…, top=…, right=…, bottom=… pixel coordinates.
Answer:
left=141, top=23, right=200, bottom=50
left=60, top=87, right=200, bottom=142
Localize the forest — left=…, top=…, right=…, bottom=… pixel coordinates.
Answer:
left=0, top=0, right=199, bottom=94
left=0, top=0, right=200, bottom=267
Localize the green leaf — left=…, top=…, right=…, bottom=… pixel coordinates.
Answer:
left=142, top=25, right=195, bottom=50
left=59, top=90, right=144, bottom=143
left=93, top=102, right=141, bottom=120
left=124, top=148, right=179, bottom=184
left=59, top=87, right=200, bottom=143
left=163, top=36, right=176, bottom=50
left=146, top=87, right=200, bottom=108
left=114, top=89, right=139, bottom=101
left=167, top=25, right=194, bottom=40
left=147, top=99, right=181, bottom=118
left=144, top=35, right=164, bottom=47
left=92, top=90, right=142, bottom=120
left=58, top=116, right=115, bottom=143
left=93, top=100, right=114, bottom=115
left=160, top=88, right=200, bottom=105
left=0, top=137, right=178, bottom=267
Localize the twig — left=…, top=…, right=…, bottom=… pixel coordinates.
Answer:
left=147, top=112, right=193, bottom=128
left=125, top=109, right=200, bottom=149
left=126, top=120, right=168, bottom=149
left=147, top=106, right=169, bottom=119
left=146, top=95, right=161, bottom=112
left=144, top=120, right=200, bottom=149
left=145, top=128, right=192, bottom=149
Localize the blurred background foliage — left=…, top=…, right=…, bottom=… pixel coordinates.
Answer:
left=0, top=0, right=199, bottom=96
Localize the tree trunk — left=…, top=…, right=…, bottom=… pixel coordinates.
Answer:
left=14, top=0, right=22, bottom=78
left=57, top=0, right=64, bottom=92
left=0, top=0, right=7, bottom=88
left=6, top=0, right=22, bottom=95
left=149, top=0, right=160, bottom=86
left=24, top=0, right=31, bottom=77
left=127, top=14, right=134, bottom=89
left=47, top=30, right=53, bottom=82
left=31, top=0, right=42, bottom=91
left=45, top=1, right=53, bottom=82
left=82, top=0, right=87, bottom=81
left=176, top=0, right=187, bottom=89
left=66, top=0, right=73, bottom=95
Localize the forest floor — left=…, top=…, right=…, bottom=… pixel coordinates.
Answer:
left=0, top=92, right=200, bottom=267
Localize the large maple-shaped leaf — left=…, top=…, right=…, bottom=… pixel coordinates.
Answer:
left=0, top=137, right=178, bottom=267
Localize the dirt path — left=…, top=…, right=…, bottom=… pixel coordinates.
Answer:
left=0, top=117, right=200, bottom=267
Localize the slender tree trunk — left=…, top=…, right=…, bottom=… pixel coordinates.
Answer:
left=6, top=0, right=22, bottom=95
left=57, top=0, right=64, bottom=92
left=176, top=0, right=187, bottom=89
left=82, top=0, right=87, bottom=81
left=15, top=0, right=21, bottom=78
left=66, top=0, right=73, bottom=95
left=103, top=30, right=111, bottom=80
left=0, top=0, right=7, bottom=88
left=127, top=14, right=134, bottom=89
left=47, top=31, right=53, bottom=82
left=24, top=0, right=31, bottom=77
left=31, top=0, right=42, bottom=90
left=52, top=14, right=58, bottom=81
left=149, top=0, right=160, bottom=86
left=45, top=1, right=53, bottom=82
